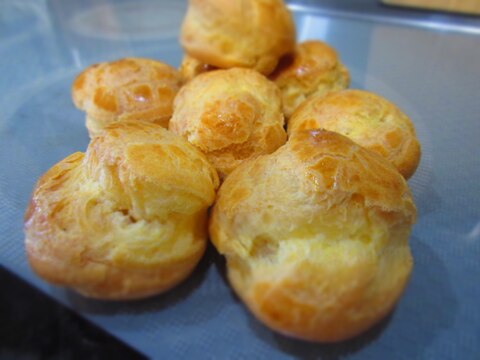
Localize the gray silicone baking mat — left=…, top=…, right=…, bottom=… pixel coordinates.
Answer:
left=1, top=0, right=479, bottom=358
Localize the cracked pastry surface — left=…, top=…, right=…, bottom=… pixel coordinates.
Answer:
left=169, top=68, right=286, bottom=179
left=180, top=0, right=295, bottom=75
left=24, top=121, right=219, bottom=300
left=288, top=89, right=421, bottom=179
left=72, top=57, right=182, bottom=137
left=270, top=40, right=350, bottom=118
left=209, top=129, right=416, bottom=342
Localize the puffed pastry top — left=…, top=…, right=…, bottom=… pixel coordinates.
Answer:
left=210, top=129, right=416, bottom=342
left=169, top=68, right=287, bottom=179
left=180, top=0, right=296, bottom=75
left=270, top=40, right=350, bottom=118
left=72, top=58, right=182, bottom=137
left=288, top=89, right=421, bottom=179
left=24, top=121, right=219, bottom=300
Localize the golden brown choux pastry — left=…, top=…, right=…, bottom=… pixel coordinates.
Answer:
left=24, top=121, right=219, bottom=300
left=288, top=89, right=421, bottom=179
left=210, top=129, right=416, bottom=342
left=180, top=0, right=296, bottom=76
left=270, top=40, right=350, bottom=118
left=72, top=58, right=182, bottom=137
left=169, top=68, right=287, bottom=179
left=179, top=54, right=217, bottom=83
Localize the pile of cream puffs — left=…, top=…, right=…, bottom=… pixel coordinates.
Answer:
left=25, top=0, right=420, bottom=342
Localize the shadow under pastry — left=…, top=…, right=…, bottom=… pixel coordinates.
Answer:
left=248, top=303, right=393, bottom=360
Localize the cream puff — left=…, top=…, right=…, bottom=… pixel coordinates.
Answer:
left=288, top=89, right=421, bottom=178
left=169, top=68, right=287, bottom=179
left=210, top=129, right=416, bottom=342
left=25, top=121, right=219, bottom=300
left=72, top=57, right=182, bottom=137
left=270, top=40, right=350, bottom=118
left=179, top=54, right=217, bottom=83
left=180, top=0, right=296, bottom=75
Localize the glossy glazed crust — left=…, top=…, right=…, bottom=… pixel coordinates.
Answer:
left=288, top=89, right=421, bottom=179
left=169, top=68, right=287, bottom=179
left=270, top=40, right=350, bottom=118
left=25, top=122, right=219, bottom=300
left=72, top=58, right=182, bottom=137
left=209, top=129, right=416, bottom=342
left=180, top=0, right=296, bottom=75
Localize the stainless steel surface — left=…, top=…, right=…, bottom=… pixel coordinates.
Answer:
left=289, top=0, right=480, bottom=34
